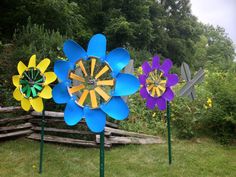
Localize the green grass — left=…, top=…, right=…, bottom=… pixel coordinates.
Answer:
left=0, top=138, right=235, bottom=177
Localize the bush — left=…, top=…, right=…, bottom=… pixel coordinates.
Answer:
left=203, top=67, right=236, bottom=144
left=120, top=92, right=167, bottom=136
left=171, top=85, right=211, bottom=139
left=171, top=66, right=236, bottom=144
left=12, top=19, right=65, bottom=64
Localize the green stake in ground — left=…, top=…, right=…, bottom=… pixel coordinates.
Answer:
left=12, top=54, right=57, bottom=173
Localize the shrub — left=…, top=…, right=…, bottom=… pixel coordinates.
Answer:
left=203, top=68, right=236, bottom=144
left=171, top=86, right=210, bottom=139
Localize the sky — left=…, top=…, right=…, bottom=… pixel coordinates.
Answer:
left=190, top=0, right=236, bottom=48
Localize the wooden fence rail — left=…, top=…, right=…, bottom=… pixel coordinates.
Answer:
left=0, top=106, right=32, bottom=139
left=1, top=107, right=164, bottom=147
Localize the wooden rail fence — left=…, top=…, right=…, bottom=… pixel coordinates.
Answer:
left=0, top=107, right=164, bottom=147
left=0, top=107, right=32, bottom=139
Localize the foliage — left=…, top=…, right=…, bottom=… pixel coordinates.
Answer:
left=203, top=66, right=236, bottom=144
left=171, top=85, right=211, bottom=139
left=120, top=92, right=167, bottom=137
left=0, top=43, right=19, bottom=106
left=170, top=65, right=236, bottom=144
left=1, top=0, right=206, bottom=66
left=0, top=0, right=90, bottom=42
left=12, top=19, right=65, bottom=64
left=127, top=46, right=153, bottom=68
left=192, top=25, right=235, bottom=70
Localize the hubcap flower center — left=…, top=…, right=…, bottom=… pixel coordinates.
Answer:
left=145, top=70, right=166, bottom=97
left=68, top=58, right=115, bottom=109
left=20, top=68, right=45, bottom=98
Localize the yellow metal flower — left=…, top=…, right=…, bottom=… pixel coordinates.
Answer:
left=12, top=55, right=57, bottom=112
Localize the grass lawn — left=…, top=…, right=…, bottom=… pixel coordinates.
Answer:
left=0, top=138, right=235, bottom=177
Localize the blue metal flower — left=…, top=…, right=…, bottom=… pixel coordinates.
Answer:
left=52, top=34, right=140, bottom=133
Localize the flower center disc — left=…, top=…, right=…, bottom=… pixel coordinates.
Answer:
left=68, top=58, right=114, bottom=109
left=20, top=68, right=45, bottom=98
left=146, top=70, right=166, bottom=97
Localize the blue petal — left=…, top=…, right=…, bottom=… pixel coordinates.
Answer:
left=52, top=82, right=71, bottom=104
left=105, top=48, right=130, bottom=76
left=100, top=97, right=129, bottom=120
left=84, top=107, right=106, bottom=133
left=64, top=99, right=83, bottom=126
left=63, top=40, right=87, bottom=64
left=87, top=34, right=106, bottom=59
left=113, top=73, right=140, bottom=96
left=54, top=60, right=73, bottom=82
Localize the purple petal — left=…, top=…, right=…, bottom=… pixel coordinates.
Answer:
left=160, top=59, right=173, bottom=74
left=146, top=96, right=156, bottom=110
left=152, top=55, right=160, bottom=69
left=162, top=87, right=175, bottom=101
left=140, top=86, right=149, bottom=99
left=156, top=97, right=167, bottom=111
left=142, top=61, right=152, bottom=75
left=166, top=74, right=179, bottom=87
left=138, top=74, right=147, bottom=85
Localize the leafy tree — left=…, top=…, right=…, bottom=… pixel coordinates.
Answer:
left=0, top=0, right=90, bottom=43
left=204, top=25, right=235, bottom=69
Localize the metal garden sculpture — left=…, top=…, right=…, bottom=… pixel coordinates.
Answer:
left=179, top=62, right=204, bottom=100
left=138, top=55, right=178, bottom=164
left=12, top=54, right=57, bottom=173
left=52, top=34, right=140, bottom=177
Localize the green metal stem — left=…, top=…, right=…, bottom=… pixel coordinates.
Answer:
left=167, top=101, right=172, bottom=165
left=39, top=107, right=45, bottom=174
left=100, top=131, right=105, bottom=177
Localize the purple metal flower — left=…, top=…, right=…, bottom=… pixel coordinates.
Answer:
left=139, top=55, right=178, bottom=110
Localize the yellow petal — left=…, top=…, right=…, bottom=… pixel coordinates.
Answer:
left=28, top=54, right=36, bottom=68
left=78, top=89, right=89, bottom=106
left=36, top=58, right=50, bottom=73
left=70, top=72, right=85, bottom=82
left=13, top=88, right=23, bottom=101
left=17, top=61, right=27, bottom=76
left=30, top=97, right=43, bottom=112
left=69, top=84, right=85, bottom=94
left=78, top=60, right=88, bottom=77
left=151, top=87, right=156, bottom=97
left=12, top=75, right=20, bottom=87
left=21, top=97, right=31, bottom=111
left=155, top=87, right=161, bottom=97
left=44, top=72, right=57, bottom=85
left=38, top=85, right=52, bottom=99
left=95, top=65, right=109, bottom=79
left=97, top=79, right=114, bottom=86
left=90, top=90, right=98, bottom=108
left=94, top=87, right=110, bottom=101
left=90, top=58, right=96, bottom=77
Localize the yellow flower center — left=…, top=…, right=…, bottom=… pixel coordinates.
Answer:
left=145, top=70, right=166, bottom=97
